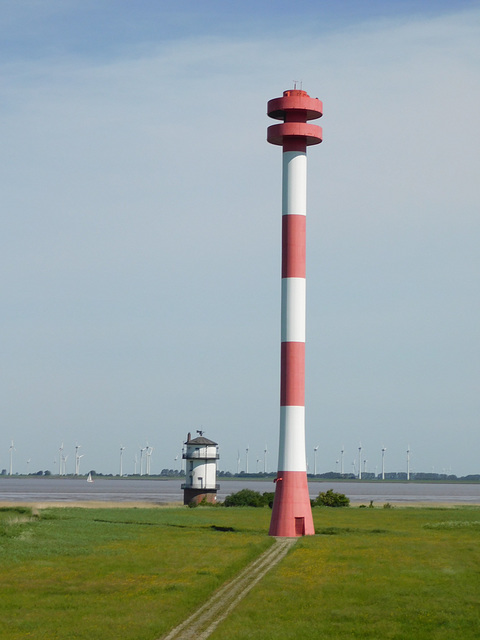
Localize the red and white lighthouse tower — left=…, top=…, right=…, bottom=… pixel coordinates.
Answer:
left=267, top=88, right=323, bottom=537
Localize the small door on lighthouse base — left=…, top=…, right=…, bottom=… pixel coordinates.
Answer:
left=295, top=517, right=305, bottom=536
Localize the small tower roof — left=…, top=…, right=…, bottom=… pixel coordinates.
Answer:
left=185, top=436, right=217, bottom=446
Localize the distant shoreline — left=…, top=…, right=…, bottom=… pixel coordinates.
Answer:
left=2, top=475, right=480, bottom=484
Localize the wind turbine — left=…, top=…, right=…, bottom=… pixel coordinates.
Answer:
left=313, top=445, right=319, bottom=476
left=139, top=446, right=146, bottom=476
left=119, top=446, right=125, bottom=477
left=381, top=446, right=387, bottom=480
left=358, top=443, right=362, bottom=480
left=340, top=446, right=345, bottom=476
left=76, top=454, right=84, bottom=476
left=264, top=445, right=268, bottom=473
left=74, top=444, right=82, bottom=476
left=61, top=453, right=69, bottom=476
left=245, top=446, right=249, bottom=474
left=407, top=445, right=410, bottom=481
left=236, top=450, right=241, bottom=474
left=133, top=454, right=138, bottom=475
left=9, top=441, right=15, bottom=476
left=58, top=443, right=64, bottom=476
left=145, top=445, right=153, bottom=475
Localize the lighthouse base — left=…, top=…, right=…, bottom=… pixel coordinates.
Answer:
left=183, top=488, right=218, bottom=506
left=269, top=471, right=315, bottom=537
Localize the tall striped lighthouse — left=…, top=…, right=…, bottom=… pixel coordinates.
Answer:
left=267, top=88, right=323, bottom=537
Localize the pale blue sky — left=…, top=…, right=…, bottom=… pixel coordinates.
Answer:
left=1, top=1, right=479, bottom=477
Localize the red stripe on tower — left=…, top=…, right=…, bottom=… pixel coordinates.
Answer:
left=281, top=215, right=306, bottom=279
left=267, top=88, right=322, bottom=537
left=280, top=342, right=305, bottom=407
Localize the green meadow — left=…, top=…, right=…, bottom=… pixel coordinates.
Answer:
left=1, top=504, right=480, bottom=639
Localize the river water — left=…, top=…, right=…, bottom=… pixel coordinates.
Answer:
left=1, top=477, right=480, bottom=505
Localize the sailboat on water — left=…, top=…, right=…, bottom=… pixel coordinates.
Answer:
left=87, top=472, right=94, bottom=483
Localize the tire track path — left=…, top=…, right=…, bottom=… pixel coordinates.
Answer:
left=159, top=537, right=296, bottom=640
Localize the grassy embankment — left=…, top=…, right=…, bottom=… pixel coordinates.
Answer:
left=1, top=504, right=480, bottom=639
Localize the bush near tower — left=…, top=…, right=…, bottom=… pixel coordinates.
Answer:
left=313, top=488, right=350, bottom=507
left=223, top=489, right=275, bottom=508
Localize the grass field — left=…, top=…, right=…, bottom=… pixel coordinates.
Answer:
left=1, top=504, right=480, bottom=639
left=0, top=505, right=272, bottom=640
left=211, top=506, right=480, bottom=640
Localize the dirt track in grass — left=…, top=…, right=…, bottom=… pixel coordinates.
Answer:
left=158, top=537, right=296, bottom=640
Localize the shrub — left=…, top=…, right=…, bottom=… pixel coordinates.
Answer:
left=262, top=492, right=275, bottom=508
left=314, top=489, right=350, bottom=508
left=224, top=489, right=266, bottom=507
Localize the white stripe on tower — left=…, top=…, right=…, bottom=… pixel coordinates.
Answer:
left=282, top=151, right=306, bottom=215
